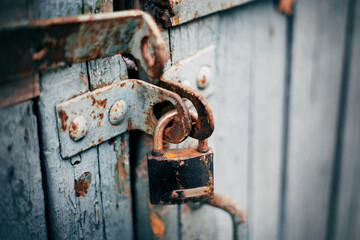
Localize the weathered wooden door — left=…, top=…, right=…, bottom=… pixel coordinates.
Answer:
left=1, top=0, right=360, bottom=239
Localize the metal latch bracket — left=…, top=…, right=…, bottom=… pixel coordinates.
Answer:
left=57, top=79, right=187, bottom=158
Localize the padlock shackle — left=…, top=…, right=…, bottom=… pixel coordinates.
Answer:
left=153, top=110, right=209, bottom=156
left=152, top=109, right=178, bottom=156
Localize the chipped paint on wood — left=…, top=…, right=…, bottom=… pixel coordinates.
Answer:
left=75, top=172, right=92, bottom=196
left=114, top=136, right=131, bottom=195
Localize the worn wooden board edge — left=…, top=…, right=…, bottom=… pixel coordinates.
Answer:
left=282, top=0, right=350, bottom=239
left=0, top=74, right=39, bottom=108
left=333, top=0, right=360, bottom=239
left=0, top=101, right=47, bottom=240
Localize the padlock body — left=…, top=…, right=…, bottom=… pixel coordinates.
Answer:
left=147, top=147, right=214, bottom=205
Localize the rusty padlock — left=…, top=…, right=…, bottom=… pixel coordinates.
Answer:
left=147, top=110, right=214, bottom=205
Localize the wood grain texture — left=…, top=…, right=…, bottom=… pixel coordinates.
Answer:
left=87, top=45, right=133, bottom=240
left=334, top=0, right=360, bottom=239
left=38, top=63, right=105, bottom=239
left=84, top=2, right=133, bottom=239
left=282, top=0, right=350, bottom=239
left=0, top=101, right=47, bottom=240
left=217, top=1, right=286, bottom=239
left=169, top=14, right=220, bottom=240
left=98, top=134, right=133, bottom=240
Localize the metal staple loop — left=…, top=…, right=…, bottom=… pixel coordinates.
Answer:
left=152, top=109, right=209, bottom=156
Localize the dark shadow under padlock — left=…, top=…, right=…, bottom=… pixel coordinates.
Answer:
left=147, top=110, right=214, bottom=205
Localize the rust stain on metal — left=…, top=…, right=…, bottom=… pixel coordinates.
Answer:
left=278, top=0, right=295, bottom=14
left=90, top=95, right=108, bottom=109
left=58, top=108, right=69, bottom=131
left=0, top=10, right=167, bottom=84
left=159, top=78, right=214, bottom=140
left=127, top=117, right=132, bottom=131
left=75, top=172, right=92, bottom=197
left=149, top=213, right=165, bottom=239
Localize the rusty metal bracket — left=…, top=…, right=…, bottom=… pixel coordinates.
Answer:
left=56, top=79, right=190, bottom=159
left=0, top=10, right=167, bottom=88
left=161, top=45, right=216, bottom=140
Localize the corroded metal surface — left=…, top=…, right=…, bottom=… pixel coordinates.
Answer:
left=0, top=10, right=167, bottom=83
left=56, top=79, right=190, bottom=158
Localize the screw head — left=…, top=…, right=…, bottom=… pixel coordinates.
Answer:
left=197, top=65, right=212, bottom=90
left=109, top=100, right=127, bottom=125
left=69, top=116, right=88, bottom=141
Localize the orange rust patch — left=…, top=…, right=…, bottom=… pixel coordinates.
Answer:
left=90, top=95, right=108, bottom=109
left=127, top=118, right=132, bottom=131
left=58, top=109, right=68, bottom=131
left=74, top=172, right=92, bottom=197
left=149, top=213, right=165, bottom=239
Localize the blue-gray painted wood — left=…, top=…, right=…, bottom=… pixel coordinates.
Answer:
left=217, top=2, right=286, bottom=240
left=282, top=0, right=350, bottom=239
left=334, top=0, right=360, bottom=239
left=0, top=101, right=47, bottom=240
left=169, top=14, right=220, bottom=240
left=87, top=52, right=134, bottom=239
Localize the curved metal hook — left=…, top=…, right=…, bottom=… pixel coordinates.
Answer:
left=159, top=78, right=215, bottom=140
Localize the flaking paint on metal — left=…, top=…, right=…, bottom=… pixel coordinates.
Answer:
left=56, top=79, right=190, bottom=158
left=0, top=10, right=167, bottom=82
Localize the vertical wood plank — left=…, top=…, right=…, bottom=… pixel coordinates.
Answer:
left=86, top=49, right=133, bottom=240
left=334, top=0, right=360, bottom=239
left=216, top=1, right=287, bottom=239
left=169, top=14, right=221, bottom=240
left=282, top=0, right=350, bottom=239
left=0, top=102, right=47, bottom=240
left=84, top=2, right=133, bottom=239
left=38, top=63, right=104, bottom=239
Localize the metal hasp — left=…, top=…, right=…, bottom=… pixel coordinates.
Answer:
left=0, top=10, right=167, bottom=107
left=0, top=10, right=166, bottom=81
left=56, top=80, right=190, bottom=158
left=150, top=0, right=255, bottom=27
left=147, top=110, right=214, bottom=205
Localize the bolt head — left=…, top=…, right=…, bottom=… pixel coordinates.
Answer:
left=197, top=65, right=212, bottom=89
left=69, top=116, right=88, bottom=141
left=109, top=100, right=127, bottom=125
